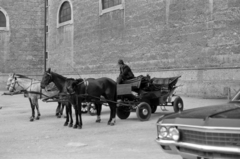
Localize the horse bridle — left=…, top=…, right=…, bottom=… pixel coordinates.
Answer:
left=9, top=75, right=35, bottom=92
left=46, top=72, right=53, bottom=81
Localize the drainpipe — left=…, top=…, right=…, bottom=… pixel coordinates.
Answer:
left=43, top=0, right=47, bottom=72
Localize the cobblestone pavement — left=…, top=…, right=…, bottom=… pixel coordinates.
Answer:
left=0, top=91, right=227, bottom=159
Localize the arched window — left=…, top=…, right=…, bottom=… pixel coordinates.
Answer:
left=59, top=1, right=71, bottom=23
left=0, top=11, right=6, bottom=27
left=0, top=7, right=9, bottom=31
left=99, top=0, right=125, bottom=15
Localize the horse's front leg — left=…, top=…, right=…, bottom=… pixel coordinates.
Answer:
left=68, top=103, right=73, bottom=128
left=78, top=99, right=83, bottom=129
left=28, top=98, right=35, bottom=122
left=73, top=97, right=82, bottom=129
left=73, top=103, right=79, bottom=129
left=64, top=104, right=69, bottom=126
left=95, top=102, right=102, bottom=123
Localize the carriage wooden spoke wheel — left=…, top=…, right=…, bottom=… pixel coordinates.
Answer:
left=87, top=103, right=97, bottom=116
left=136, top=102, right=151, bottom=121
left=173, top=97, right=184, bottom=113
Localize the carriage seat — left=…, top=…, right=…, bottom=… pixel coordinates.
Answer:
left=122, top=76, right=143, bottom=89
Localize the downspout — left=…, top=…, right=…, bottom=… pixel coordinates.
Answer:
left=43, top=0, right=47, bottom=72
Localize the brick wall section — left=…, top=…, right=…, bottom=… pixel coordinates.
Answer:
left=47, top=0, right=240, bottom=98
left=0, top=0, right=44, bottom=74
left=48, top=0, right=240, bottom=72
left=0, top=0, right=45, bottom=89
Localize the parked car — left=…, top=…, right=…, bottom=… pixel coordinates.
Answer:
left=156, top=90, right=240, bottom=159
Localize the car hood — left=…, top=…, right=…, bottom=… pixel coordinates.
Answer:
left=159, top=103, right=240, bottom=127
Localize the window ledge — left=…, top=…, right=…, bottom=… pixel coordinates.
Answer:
left=57, top=19, right=73, bottom=28
left=0, top=27, right=9, bottom=31
left=100, top=4, right=124, bottom=16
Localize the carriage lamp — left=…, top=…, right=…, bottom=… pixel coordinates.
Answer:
left=158, top=126, right=168, bottom=139
left=168, top=127, right=180, bottom=141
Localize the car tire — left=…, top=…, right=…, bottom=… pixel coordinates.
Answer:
left=136, top=102, right=152, bottom=121
left=173, top=96, right=184, bottom=113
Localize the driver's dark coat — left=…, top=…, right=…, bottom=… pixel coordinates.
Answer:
left=119, top=64, right=134, bottom=80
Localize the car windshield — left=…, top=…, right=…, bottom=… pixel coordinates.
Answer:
left=231, top=89, right=240, bottom=102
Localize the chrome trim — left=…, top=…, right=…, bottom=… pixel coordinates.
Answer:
left=157, top=123, right=240, bottom=130
left=156, top=139, right=240, bottom=154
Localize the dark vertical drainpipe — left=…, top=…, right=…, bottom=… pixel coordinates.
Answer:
left=43, top=0, right=47, bottom=72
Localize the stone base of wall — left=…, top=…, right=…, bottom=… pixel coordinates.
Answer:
left=1, top=68, right=239, bottom=99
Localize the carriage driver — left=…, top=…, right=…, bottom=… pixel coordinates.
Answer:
left=117, top=59, right=135, bottom=84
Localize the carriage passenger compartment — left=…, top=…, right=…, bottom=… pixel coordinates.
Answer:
left=117, top=80, right=141, bottom=100
left=150, top=76, right=181, bottom=93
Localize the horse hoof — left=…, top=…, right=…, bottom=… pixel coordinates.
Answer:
left=96, top=119, right=101, bottom=123
left=69, top=123, right=73, bottom=128
left=64, top=122, right=68, bottom=126
left=73, top=125, right=78, bottom=129
left=57, top=115, right=61, bottom=118
left=110, top=122, right=115, bottom=126
left=36, top=116, right=40, bottom=120
left=30, top=117, right=34, bottom=122
left=78, top=125, right=82, bottom=129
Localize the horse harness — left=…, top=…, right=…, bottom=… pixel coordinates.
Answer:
left=77, top=79, right=89, bottom=95
left=11, top=77, right=43, bottom=98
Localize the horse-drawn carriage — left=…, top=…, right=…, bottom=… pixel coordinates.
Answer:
left=42, top=74, right=183, bottom=122
left=116, top=75, right=183, bottom=121
left=4, top=70, right=183, bottom=129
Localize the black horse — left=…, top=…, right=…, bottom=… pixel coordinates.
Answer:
left=67, top=76, right=117, bottom=128
left=41, top=68, right=75, bottom=128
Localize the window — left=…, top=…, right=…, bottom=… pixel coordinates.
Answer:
left=57, top=0, right=73, bottom=28
left=59, top=1, right=71, bottom=23
left=0, top=7, right=9, bottom=31
left=0, top=11, right=6, bottom=27
left=102, top=0, right=121, bottom=10
left=99, top=0, right=124, bottom=15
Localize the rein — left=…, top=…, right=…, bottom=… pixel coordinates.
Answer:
left=10, top=76, right=50, bottom=98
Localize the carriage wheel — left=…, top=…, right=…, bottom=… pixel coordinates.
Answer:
left=140, top=99, right=157, bottom=114
left=173, top=97, right=184, bottom=113
left=117, top=106, right=131, bottom=119
left=136, top=102, right=152, bottom=121
left=81, top=103, right=88, bottom=113
left=87, top=103, right=97, bottom=116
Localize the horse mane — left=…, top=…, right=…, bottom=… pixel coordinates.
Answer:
left=15, top=74, right=32, bottom=79
left=76, top=78, right=83, bottom=82
left=51, top=72, right=67, bottom=80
